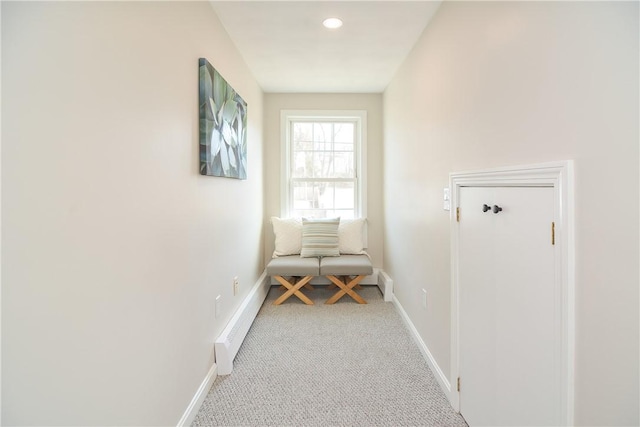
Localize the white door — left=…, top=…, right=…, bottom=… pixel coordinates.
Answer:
left=458, top=186, right=561, bottom=427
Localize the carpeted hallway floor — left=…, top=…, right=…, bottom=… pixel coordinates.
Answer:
left=193, top=285, right=468, bottom=426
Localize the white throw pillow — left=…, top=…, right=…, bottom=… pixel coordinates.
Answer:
left=338, top=218, right=367, bottom=254
left=271, top=217, right=302, bottom=257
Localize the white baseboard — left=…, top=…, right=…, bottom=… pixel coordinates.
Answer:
left=215, top=271, right=270, bottom=375
left=392, top=295, right=452, bottom=403
left=179, top=273, right=270, bottom=425
left=176, top=363, right=217, bottom=427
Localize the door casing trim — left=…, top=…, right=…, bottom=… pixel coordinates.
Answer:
left=449, top=161, right=575, bottom=426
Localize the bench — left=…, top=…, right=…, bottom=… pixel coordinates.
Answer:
left=266, top=254, right=373, bottom=305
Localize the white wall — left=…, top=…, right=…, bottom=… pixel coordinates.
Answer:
left=2, top=2, right=264, bottom=425
left=263, top=94, right=384, bottom=268
left=383, top=2, right=638, bottom=425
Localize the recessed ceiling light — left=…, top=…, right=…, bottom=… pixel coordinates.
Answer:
left=323, top=18, right=343, bottom=29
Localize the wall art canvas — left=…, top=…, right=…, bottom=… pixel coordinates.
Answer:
left=199, top=58, right=247, bottom=179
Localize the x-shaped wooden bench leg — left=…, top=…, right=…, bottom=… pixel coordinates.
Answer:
left=325, top=275, right=367, bottom=304
left=279, top=282, right=314, bottom=292
left=273, top=275, right=314, bottom=305
left=328, top=276, right=362, bottom=291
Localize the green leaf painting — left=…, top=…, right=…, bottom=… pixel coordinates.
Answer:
left=199, top=58, right=248, bottom=179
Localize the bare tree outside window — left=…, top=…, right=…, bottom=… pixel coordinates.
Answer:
left=290, top=120, right=357, bottom=218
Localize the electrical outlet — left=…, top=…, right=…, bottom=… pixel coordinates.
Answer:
left=233, top=277, right=239, bottom=296
left=215, top=295, right=221, bottom=319
left=422, top=288, right=427, bottom=309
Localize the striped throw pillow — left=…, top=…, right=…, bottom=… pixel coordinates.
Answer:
left=300, top=218, right=340, bottom=258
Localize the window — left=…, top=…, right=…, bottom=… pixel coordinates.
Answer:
left=281, top=110, right=366, bottom=219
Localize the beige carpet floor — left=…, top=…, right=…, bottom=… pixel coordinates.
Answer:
left=193, top=285, right=468, bottom=426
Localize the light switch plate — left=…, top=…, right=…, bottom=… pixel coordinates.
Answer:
left=443, top=188, right=451, bottom=211
left=215, top=295, right=221, bottom=319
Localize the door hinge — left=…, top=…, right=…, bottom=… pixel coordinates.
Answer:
left=456, top=207, right=460, bottom=222
left=551, top=222, right=555, bottom=245
left=457, top=377, right=461, bottom=392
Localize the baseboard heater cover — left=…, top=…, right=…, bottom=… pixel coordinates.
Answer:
left=378, top=270, right=394, bottom=302
left=215, top=271, right=269, bottom=375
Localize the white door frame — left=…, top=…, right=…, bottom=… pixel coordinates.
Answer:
left=449, top=161, right=575, bottom=426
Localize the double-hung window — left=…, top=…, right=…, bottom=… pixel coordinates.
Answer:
left=281, top=110, right=366, bottom=219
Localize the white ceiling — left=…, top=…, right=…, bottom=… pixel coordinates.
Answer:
left=210, top=1, right=442, bottom=93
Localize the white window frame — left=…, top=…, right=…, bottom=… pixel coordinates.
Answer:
left=280, top=110, right=367, bottom=219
